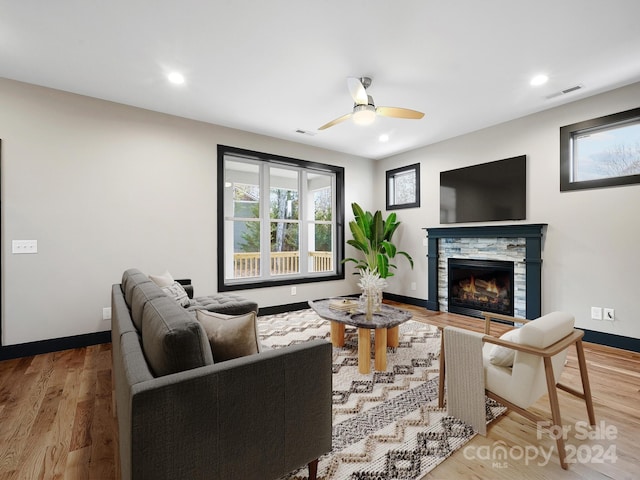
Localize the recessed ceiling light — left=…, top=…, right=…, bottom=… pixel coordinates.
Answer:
left=379, top=134, right=389, bottom=143
left=168, top=72, right=185, bottom=85
left=530, top=74, right=549, bottom=86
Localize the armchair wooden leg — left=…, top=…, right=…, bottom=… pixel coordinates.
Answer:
left=308, top=459, right=319, bottom=480
left=438, top=327, right=445, bottom=408
left=543, top=357, right=568, bottom=470
left=575, top=339, right=596, bottom=425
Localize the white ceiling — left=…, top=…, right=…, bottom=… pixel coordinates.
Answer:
left=2, top=1, right=640, bottom=160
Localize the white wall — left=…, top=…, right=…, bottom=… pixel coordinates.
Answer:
left=3, top=77, right=638, bottom=346
left=376, top=81, right=640, bottom=340
left=0, top=78, right=372, bottom=346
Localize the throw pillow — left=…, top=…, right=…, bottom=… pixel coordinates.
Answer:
left=149, top=270, right=174, bottom=288
left=161, top=281, right=190, bottom=307
left=488, top=328, right=519, bottom=367
left=196, top=309, right=260, bottom=362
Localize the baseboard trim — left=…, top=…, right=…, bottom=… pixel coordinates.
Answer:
left=382, top=292, right=429, bottom=308
left=0, top=331, right=112, bottom=361
left=2, top=306, right=636, bottom=360
left=384, top=294, right=640, bottom=352
left=582, top=328, right=640, bottom=353
left=398, top=293, right=640, bottom=353
left=258, top=301, right=311, bottom=316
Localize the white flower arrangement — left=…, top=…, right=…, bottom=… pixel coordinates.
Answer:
left=357, top=268, right=387, bottom=292
left=357, top=268, right=387, bottom=318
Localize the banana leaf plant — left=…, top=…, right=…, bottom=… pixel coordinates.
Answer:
left=342, top=202, right=414, bottom=278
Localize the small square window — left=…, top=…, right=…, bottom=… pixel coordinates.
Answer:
left=386, top=163, right=420, bottom=210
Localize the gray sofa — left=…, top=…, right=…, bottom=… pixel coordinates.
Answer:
left=111, top=268, right=332, bottom=480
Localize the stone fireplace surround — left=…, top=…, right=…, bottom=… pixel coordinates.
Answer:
left=423, top=224, right=547, bottom=320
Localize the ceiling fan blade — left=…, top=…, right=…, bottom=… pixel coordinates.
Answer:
left=347, top=77, right=368, bottom=105
left=318, top=112, right=353, bottom=130
left=376, top=106, right=425, bottom=119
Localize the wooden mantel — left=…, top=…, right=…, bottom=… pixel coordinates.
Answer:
left=423, top=224, right=547, bottom=319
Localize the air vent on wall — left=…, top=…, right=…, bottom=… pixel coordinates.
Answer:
left=546, top=84, right=584, bottom=99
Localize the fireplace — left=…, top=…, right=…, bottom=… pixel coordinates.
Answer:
left=424, top=224, right=546, bottom=320
left=448, top=258, right=514, bottom=318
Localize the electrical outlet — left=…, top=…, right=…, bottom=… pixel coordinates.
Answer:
left=591, top=307, right=602, bottom=320
left=12, top=240, right=38, bottom=254
left=291, top=286, right=297, bottom=296
left=604, top=308, right=615, bottom=321
left=102, top=307, right=112, bottom=321
left=410, top=282, right=417, bottom=291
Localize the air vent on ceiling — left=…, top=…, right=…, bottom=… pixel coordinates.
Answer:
left=295, top=129, right=316, bottom=136
left=562, top=85, right=583, bottom=94
left=546, top=84, right=584, bottom=99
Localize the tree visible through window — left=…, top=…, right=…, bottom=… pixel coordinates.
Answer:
left=314, top=187, right=332, bottom=251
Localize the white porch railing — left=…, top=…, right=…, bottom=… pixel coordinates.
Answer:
left=233, top=251, right=333, bottom=277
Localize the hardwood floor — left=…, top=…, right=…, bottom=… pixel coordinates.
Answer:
left=0, top=343, right=117, bottom=480
left=0, top=305, right=638, bottom=479
left=398, top=303, right=640, bottom=480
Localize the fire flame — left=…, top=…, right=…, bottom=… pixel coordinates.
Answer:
left=461, top=276, right=500, bottom=295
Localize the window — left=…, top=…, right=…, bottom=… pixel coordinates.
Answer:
left=560, top=107, right=640, bottom=191
left=218, top=145, right=344, bottom=290
left=386, top=163, right=420, bottom=209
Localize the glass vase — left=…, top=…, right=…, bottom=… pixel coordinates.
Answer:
left=360, top=287, right=382, bottom=320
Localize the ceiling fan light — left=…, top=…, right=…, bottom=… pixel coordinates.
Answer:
left=352, top=104, right=376, bottom=126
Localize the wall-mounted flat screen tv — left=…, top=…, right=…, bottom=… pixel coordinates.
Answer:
left=440, top=155, right=526, bottom=224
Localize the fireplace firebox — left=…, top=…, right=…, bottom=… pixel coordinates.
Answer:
left=448, top=258, right=515, bottom=318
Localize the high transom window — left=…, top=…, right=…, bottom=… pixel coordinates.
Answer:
left=217, top=145, right=344, bottom=291
left=560, top=107, right=640, bottom=191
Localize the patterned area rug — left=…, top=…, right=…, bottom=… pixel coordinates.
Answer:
left=259, top=309, right=505, bottom=480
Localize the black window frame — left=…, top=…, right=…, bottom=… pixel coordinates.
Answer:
left=560, top=107, right=640, bottom=192
left=217, top=145, right=345, bottom=292
left=386, top=163, right=421, bottom=210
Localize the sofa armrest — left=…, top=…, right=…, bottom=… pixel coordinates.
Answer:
left=128, top=339, right=332, bottom=480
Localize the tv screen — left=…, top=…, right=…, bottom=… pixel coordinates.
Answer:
left=440, top=155, right=526, bottom=224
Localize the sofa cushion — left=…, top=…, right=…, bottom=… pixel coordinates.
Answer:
left=196, top=310, right=261, bottom=362
left=161, top=281, right=190, bottom=307
left=120, top=331, right=154, bottom=385
left=142, top=296, right=214, bottom=377
left=187, top=293, right=258, bottom=315
left=131, top=281, right=166, bottom=331
left=149, top=270, right=175, bottom=288
left=487, top=328, right=519, bottom=367
left=122, top=268, right=152, bottom=306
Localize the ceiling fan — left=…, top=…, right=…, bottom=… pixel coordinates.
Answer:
left=318, top=76, right=425, bottom=130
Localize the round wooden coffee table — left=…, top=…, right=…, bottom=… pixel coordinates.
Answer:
left=309, top=298, right=412, bottom=374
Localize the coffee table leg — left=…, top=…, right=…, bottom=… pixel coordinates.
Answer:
left=331, top=321, right=345, bottom=347
left=387, top=326, right=399, bottom=347
left=374, top=328, right=387, bottom=371
left=358, top=328, right=371, bottom=374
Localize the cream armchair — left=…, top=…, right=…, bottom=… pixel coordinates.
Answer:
left=439, top=311, right=596, bottom=470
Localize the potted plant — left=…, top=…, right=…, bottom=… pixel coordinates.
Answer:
left=342, top=202, right=414, bottom=278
